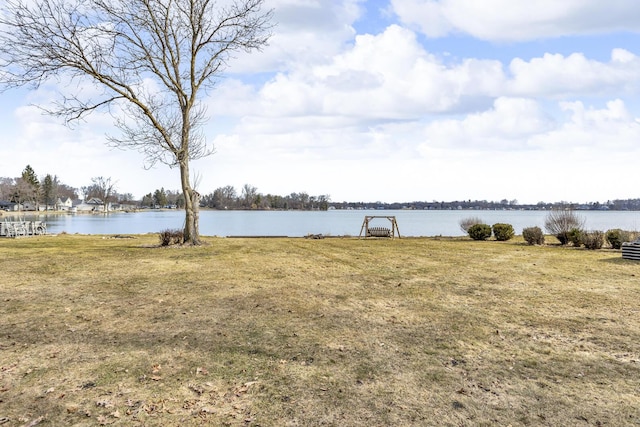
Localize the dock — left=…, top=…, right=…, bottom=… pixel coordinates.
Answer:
left=0, top=221, right=47, bottom=237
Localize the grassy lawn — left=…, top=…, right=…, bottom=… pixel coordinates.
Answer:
left=1, top=234, right=639, bottom=426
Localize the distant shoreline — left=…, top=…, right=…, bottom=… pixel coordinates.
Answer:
left=4, top=205, right=640, bottom=217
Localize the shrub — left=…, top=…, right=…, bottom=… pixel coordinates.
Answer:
left=522, top=226, right=544, bottom=245
left=606, top=229, right=631, bottom=249
left=568, top=228, right=584, bottom=247
left=459, top=216, right=483, bottom=234
left=492, top=223, right=515, bottom=241
left=159, top=228, right=184, bottom=246
left=583, top=230, right=604, bottom=250
left=544, top=209, right=585, bottom=245
left=468, top=223, right=492, bottom=241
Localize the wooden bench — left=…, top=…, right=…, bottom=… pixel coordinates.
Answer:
left=367, top=227, right=391, bottom=238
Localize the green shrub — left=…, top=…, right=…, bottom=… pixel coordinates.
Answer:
left=555, top=231, right=570, bottom=245
left=492, top=223, right=515, bottom=241
left=159, top=228, right=184, bottom=246
left=568, top=228, right=584, bottom=247
left=522, top=226, right=545, bottom=245
left=468, top=223, right=492, bottom=241
left=583, top=230, right=604, bottom=250
left=606, top=229, right=631, bottom=249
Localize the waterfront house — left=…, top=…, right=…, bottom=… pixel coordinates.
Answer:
left=56, top=197, right=74, bottom=211
left=74, top=198, right=108, bottom=212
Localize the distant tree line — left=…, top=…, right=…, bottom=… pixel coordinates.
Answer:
left=0, top=166, right=78, bottom=209
left=332, top=199, right=640, bottom=211
left=4, top=166, right=640, bottom=212
left=140, top=188, right=185, bottom=209
left=199, top=184, right=331, bottom=210
left=0, top=166, right=131, bottom=210
left=332, top=199, right=522, bottom=210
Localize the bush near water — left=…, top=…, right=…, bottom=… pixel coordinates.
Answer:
left=522, top=226, right=545, bottom=245
left=492, top=223, right=515, bottom=241
left=468, top=223, right=492, bottom=240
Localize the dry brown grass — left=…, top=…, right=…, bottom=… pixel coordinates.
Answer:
left=1, top=234, right=639, bottom=426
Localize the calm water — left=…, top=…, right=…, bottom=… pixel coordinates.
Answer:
left=5, top=209, right=640, bottom=237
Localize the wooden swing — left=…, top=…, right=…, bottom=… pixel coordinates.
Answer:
left=359, top=216, right=400, bottom=239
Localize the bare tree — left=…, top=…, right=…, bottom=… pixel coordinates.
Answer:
left=86, top=176, right=117, bottom=212
left=10, top=178, right=33, bottom=210
left=459, top=216, right=483, bottom=234
left=209, top=185, right=236, bottom=208
left=0, top=0, right=273, bottom=244
left=241, top=184, right=257, bottom=209
left=544, top=209, right=585, bottom=245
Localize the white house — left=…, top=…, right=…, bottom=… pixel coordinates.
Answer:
left=74, top=198, right=109, bottom=212
left=55, top=197, right=74, bottom=211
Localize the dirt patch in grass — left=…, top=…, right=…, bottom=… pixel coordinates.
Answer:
left=1, top=235, right=639, bottom=426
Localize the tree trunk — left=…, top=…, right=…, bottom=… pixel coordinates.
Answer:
left=180, top=160, right=201, bottom=245
left=192, top=190, right=200, bottom=243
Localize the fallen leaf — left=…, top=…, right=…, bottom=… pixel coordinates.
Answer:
left=125, top=399, right=141, bottom=408
left=22, top=416, right=45, bottom=427
left=188, top=383, right=205, bottom=395
left=96, top=399, right=114, bottom=408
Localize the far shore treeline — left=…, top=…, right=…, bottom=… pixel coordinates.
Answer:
left=2, top=166, right=640, bottom=212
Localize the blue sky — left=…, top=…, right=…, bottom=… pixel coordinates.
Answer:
left=3, top=0, right=640, bottom=204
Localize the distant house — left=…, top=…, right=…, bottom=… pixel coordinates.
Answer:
left=112, top=202, right=138, bottom=212
left=75, top=198, right=109, bottom=212
left=56, top=197, right=74, bottom=211
left=0, top=200, right=18, bottom=211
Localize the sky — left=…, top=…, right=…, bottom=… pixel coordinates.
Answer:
left=3, top=0, right=640, bottom=204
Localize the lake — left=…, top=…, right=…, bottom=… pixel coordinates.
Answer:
left=4, top=209, right=640, bottom=237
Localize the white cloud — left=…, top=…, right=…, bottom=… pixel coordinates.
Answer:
left=421, top=97, right=556, bottom=151
left=418, top=97, right=640, bottom=156
left=390, top=0, right=640, bottom=41
left=507, top=50, right=640, bottom=97
left=212, top=24, right=507, bottom=132
left=533, top=99, right=640, bottom=151
left=213, top=25, right=640, bottom=138
left=227, top=0, right=364, bottom=73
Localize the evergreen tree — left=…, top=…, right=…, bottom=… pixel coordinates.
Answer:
left=21, top=165, right=40, bottom=209
left=41, top=174, right=58, bottom=209
left=153, top=188, right=168, bottom=208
